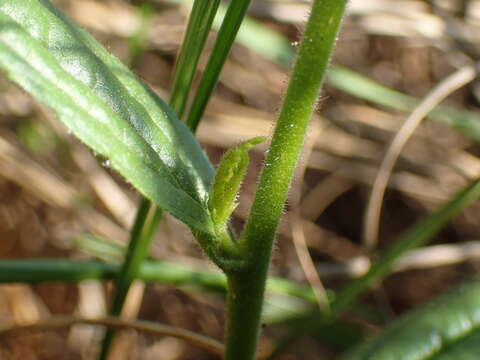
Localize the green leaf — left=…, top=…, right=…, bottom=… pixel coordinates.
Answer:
left=0, top=0, right=215, bottom=234
left=208, top=136, right=265, bottom=232
left=432, top=328, right=480, bottom=360
left=343, top=281, right=480, bottom=360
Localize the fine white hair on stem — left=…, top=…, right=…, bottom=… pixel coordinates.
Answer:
left=363, top=65, right=478, bottom=249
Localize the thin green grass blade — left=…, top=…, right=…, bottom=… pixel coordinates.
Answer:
left=0, top=0, right=214, bottom=233
left=163, top=0, right=294, bottom=66
left=0, top=259, right=121, bottom=283
left=76, top=232, right=319, bottom=303
left=186, top=0, right=253, bottom=132
left=343, top=281, right=480, bottom=360
left=328, top=66, right=480, bottom=141
left=332, top=178, right=480, bottom=316
left=170, top=0, right=221, bottom=119
left=98, top=201, right=162, bottom=360
left=0, top=257, right=323, bottom=331
left=211, top=2, right=295, bottom=67
left=0, top=258, right=318, bottom=305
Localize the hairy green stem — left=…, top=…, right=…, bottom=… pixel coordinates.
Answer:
left=224, top=1, right=347, bottom=359
left=170, top=0, right=221, bottom=119
left=186, top=0, right=253, bottom=132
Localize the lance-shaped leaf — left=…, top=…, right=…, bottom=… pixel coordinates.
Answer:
left=0, top=0, right=215, bottom=233
left=208, top=136, right=265, bottom=233
left=343, top=281, right=480, bottom=360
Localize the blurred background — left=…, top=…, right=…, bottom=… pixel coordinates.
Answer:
left=1, top=0, right=480, bottom=358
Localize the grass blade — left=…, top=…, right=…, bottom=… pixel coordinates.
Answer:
left=0, top=258, right=319, bottom=305
left=98, top=202, right=162, bottom=359
left=186, top=0, right=253, bottom=132
left=170, top=0, right=221, bottom=119
left=332, top=178, right=480, bottom=315
left=328, top=66, right=480, bottom=142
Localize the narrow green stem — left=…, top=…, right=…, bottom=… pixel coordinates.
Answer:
left=0, top=259, right=318, bottom=303
left=111, top=206, right=162, bottom=317
left=186, top=0, right=252, bottom=132
left=170, top=0, right=221, bottom=119
left=111, top=202, right=152, bottom=310
left=99, top=200, right=161, bottom=359
left=224, top=271, right=266, bottom=359
left=224, top=2, right=347, bottom=359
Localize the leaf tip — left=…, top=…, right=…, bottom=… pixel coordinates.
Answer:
left=208, top=136, right=266, bottom=232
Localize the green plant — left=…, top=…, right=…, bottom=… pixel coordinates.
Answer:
left=344, top=280, right=480, bottom=360
left=2, top=1, right=480, bottom=360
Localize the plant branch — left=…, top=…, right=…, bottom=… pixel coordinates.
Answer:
left=224, top=1, right=348, bottom=359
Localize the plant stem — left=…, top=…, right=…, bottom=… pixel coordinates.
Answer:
left=224, top=271, right=266, bottom=359
left=0, top=259, right=317, bottom=303
left=99, top=200, right=161, bottom=359
left=112, top=204, right=161, bottom=316
left=170, top=0, right=221, bottom=119
left=224, top=1, right=347, bottom=359
left=186, top=0, right=253, bottom=132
